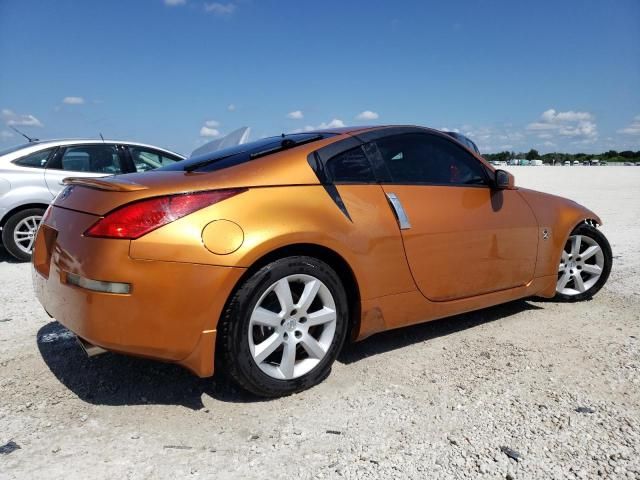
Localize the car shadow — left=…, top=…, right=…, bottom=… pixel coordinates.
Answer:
left=36, top=322, right=260, bottom=409
left=37, top=299, right=542, bottom=409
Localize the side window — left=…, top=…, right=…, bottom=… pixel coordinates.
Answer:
left=326, top=146, right=375, bottom=183
left=373, top=133, right=487, bottom=186
left=54, top=145, right=123, bottom=174
left=13, top=148, right=55, bottom=168
left=129, top=147, right=181, bottom=172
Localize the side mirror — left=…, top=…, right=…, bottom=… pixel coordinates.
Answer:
left=494, top=169, right=515, bottom=189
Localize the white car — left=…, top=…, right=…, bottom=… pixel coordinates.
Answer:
left=0, top=139, right=184, bottom=260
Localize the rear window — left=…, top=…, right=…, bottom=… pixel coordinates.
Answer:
left=163, top=133, right=334, bottom=173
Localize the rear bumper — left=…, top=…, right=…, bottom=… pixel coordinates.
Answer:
left=32, top=206, right=245, bottom=377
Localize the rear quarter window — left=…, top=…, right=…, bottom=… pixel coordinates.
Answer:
left=13, top=148, right=55, bottom=169
left=326, top=146, right=375, bottom=183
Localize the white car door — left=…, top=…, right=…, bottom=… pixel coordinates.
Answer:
left=44, top=144, right=125, bottom=196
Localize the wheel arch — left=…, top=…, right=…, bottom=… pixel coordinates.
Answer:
left=0, top=202, right=49, bottom=228
left=215, top=242, right=362, bottom=363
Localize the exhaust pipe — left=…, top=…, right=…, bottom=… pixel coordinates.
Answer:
left=76, top=337, right=107, bottom=357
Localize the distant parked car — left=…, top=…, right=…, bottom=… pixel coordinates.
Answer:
left=563, top=161, right=571, bottom=166
left=572, top=160, right=581, bottom=166
left=0, top=139, right=184, bottom=260
left=583, top=161, right=590, bottom=166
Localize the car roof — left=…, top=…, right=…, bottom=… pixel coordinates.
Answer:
left=0, top=139, right=184, bottom=161
left=298, top=125, right=448, bottom=137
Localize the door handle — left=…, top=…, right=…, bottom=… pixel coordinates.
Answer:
left=385, top=192, right=411, bottom=230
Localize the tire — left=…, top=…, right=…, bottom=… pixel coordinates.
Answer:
left=555, top=223, right=612, bottom=302
left=217, top=256, right=349, bottom=397
left=1, top=208, right=45, bottom=262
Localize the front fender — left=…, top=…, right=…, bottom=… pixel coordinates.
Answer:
left=517, top=188, right=602, bottom=281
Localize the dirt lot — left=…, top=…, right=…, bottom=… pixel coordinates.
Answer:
left=1, top=167, right=639, bottom=479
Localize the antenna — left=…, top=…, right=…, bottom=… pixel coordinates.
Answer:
left=10, top=126, right=38, bottom=142
left=99, top=133, right=105, bottom=142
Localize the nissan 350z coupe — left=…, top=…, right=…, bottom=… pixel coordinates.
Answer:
left=32, top=126, right=612, bottom=397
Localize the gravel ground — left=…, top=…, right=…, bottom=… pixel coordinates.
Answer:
left=1, top=167, right=639, bottom=480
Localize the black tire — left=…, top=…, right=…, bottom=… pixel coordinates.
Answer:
left=217, top=256, right=349, bottom=398
left=555, top=223, right=612, bottom=302
left=1, top=207, right=45, bottom=262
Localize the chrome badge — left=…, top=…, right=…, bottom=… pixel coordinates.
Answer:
left=59, top=185, right=74, bottom=201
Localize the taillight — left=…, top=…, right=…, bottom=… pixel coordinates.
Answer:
left=85, top=188, right=246, bottom=239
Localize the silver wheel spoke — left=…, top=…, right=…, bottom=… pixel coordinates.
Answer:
left=581, top=245, right=600, bottom=261
left=251, top=307, right=281, bottom=328
left=253, top=332, right=282, bottom=364
left=582, top=264, right=602, bottom=275
left=557, top=271, right=571, bottom=291
left=297, top=279, right=320, bottom=312
left=274, top=278, right=294, bottom=313
left=306, top=307, right=336, bottom=327
left=571, top=235, right=582, bottom=256
left=573, top=273, right=586, bottom=292
left=279, top=341, right=296, bottom=378
left=301, top=335, right=326, bottom=359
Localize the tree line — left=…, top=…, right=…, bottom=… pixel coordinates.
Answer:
left=483, top=149, right=640, bottom=164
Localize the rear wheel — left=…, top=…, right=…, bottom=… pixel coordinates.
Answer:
left=217, top=256, right=348, bottom=397
left=555, top=223, right=612, bottom=301
left=2, top=208, right=45, bottom=261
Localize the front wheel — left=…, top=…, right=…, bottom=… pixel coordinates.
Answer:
left=555, top=223, right=612, bottom=301
left=1, top=208, right=45, bottom=261
left=217, top=256, right=349, bottom=397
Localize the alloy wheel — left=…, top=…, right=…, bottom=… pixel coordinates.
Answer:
left=556, top=234, right=605, bottom=296
left=13, top=215, right=42, bottom=255
left=248, top=274, right=337, bottom=380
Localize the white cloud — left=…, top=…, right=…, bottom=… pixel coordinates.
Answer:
left=164, top=0, right=186, bottom=5
left=63, top=96, right=85, bottom=105
left=355, top=110, right=379, bottom=120
left=227, top=104, right=236, bottom=111
left=1, top=109, right=44, bottom=127
left=527, top=108, right=597, bottom=142
left=200, top=126, right=221, bottom=137
left=204, top=2, right=236, bottom=14
left=618, top=115, right=640, bottom=135
left=287, top=110, right=304, bottom=120
left=318, top=118, right=345, bottom=129
left=0, top=130, right=14, bottom=139
left=204, top=119, right=220, bottom=127
left=292, top=118, right=346, bottom=133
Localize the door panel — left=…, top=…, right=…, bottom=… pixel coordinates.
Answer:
left=383, top=185, right=538, bottom=301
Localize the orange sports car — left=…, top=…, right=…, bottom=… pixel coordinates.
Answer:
left=32, top=126, right=612, bottom=397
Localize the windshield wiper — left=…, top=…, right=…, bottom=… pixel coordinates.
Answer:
left=249, top=135, right=324, bottom=160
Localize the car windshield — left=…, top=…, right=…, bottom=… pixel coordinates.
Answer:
left=162, top=132, right=334, bottom=173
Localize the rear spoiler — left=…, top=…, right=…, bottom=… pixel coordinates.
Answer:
left=62, top=177, right=148, bottom=192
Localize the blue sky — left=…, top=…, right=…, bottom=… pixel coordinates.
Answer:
left=1, top=0, right=639, bottom=155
